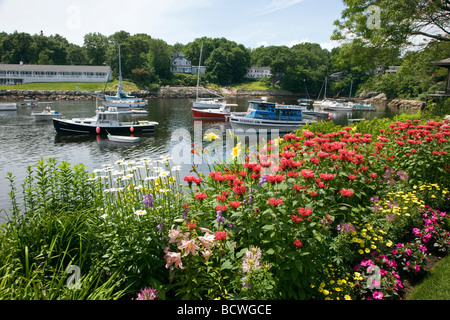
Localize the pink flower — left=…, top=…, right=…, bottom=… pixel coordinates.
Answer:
left=164, top=250, right=183, bottom=269
left=168, top=226, right=184, bottom=244
left=178, top=238, right=200, bottom=256
left=373, top=291, right=384, bottom=300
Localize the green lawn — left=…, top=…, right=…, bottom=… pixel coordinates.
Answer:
left=0, top=80, right=143, bottom=92
left=407, top=254, right=450, bottom=300
left=230, top=80, right=278, bottom=91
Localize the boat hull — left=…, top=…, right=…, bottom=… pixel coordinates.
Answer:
left=0, top=103, right=17, bottom=111
left=102, top=101, right=148, bottom=108
left=228, top=115, right=314, bottom=133
left=32, top=112, right=63, bottom=121
left=192, top=101, right=223, bottom=109
left=191, top=108, right=230, bottom=119
left=53, top=118, right=158, bottom=135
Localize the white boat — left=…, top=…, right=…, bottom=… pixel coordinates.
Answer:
left=53, top=106, right=158, bottom=135
left=107, top=133, right=140, bottom=143
left=192, top=104, right=232, bottom=119
left=323, top=100, right=354, bottom=111
left=32, top=108, right=63, bottom=121
left=102, top=100, right=148, bottom=108
left=104, top=45, right=147, bottom=106
left=192, top=42, right=236, bottom=110
left=228, top=100, right=316, bottom=133
left=0, top=103, right=17, bottom=111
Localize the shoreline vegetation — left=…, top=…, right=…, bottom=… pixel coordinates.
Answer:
left=0, top=112, right=449, bottom=301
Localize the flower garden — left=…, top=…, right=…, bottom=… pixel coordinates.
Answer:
left=0, top=113, right=449, bottom=300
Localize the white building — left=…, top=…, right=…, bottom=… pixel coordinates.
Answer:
left=170, top=52, right=192, bottom=74
left=0, top=63, right=112, bottom=85
left=245, top=66, right=272, bottom=79
left=170, top=52, right=205, bottom=75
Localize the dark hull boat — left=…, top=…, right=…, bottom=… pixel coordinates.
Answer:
left=53, top=107, right=158, bottom=135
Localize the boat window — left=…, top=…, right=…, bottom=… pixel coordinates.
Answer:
left=258, top=104, right=268, bottom=111
left=249, top=102, right=258, bottom=110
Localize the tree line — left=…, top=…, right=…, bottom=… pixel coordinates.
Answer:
left=1, top=0, right=449, bottom=101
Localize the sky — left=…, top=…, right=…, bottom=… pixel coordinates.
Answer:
left=0, top=0, right=346, bottom=50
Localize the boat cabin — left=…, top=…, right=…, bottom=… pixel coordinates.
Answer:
left=247, top=101, right=303, bottom=121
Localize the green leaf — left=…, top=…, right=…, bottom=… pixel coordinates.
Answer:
left=220, top=260, right=233, bottom=270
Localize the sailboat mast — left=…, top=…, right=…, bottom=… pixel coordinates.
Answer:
left=196, top=42, right=203, bottom=102
left=118, top=45, right=122, bottom=88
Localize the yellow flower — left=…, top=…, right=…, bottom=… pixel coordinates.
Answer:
left=204, top=132, right=221, bottom=142
left=344, top=295, right=351, bottom=300
left=232, top=142, right=243, bottom=159
left=386, top=240, right=393, bottom=247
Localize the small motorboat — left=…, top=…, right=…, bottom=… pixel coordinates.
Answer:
left=0, top=103, right=17, bottom=111
left=32, top=105, right=63, bottom=121
left=107, top=133, right=140, bottom=143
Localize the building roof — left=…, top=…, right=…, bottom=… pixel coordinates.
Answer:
left=433, top=58, right=450, bottom=67
left=0, top=64, right=110, bottom=73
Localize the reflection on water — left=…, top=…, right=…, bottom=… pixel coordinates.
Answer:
left=0, top=96, right=398, bottom=218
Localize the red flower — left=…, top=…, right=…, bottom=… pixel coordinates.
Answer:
left=291, top=215, right=303, bottom=223
left=215, top=231, right=229, bottom=240
left=370, top=173, right=378, bottom=179
left=195, top=193, right=207, bottom=201
left=266, top=174, right=285, bottom=184
left=301, top=169, right=315, bottom=179
left=268, top=198, right=283, bottom=206
left=229, top=201, right=241, bottom=209
left=340, top=188, right=354, bottom=197
left=293, top=239, right=303, bottom=249
left=186, top=221, right=197, bottom=230
left=298, top=207, right=313, bottom=217
left=215, top=204, right=227, bottom=212
left=319, top=173, right=334, bottom=181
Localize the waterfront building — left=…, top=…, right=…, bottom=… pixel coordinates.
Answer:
left=0, top=63, right=111, bottom=85
left=244, top=66, right=272, bottom=79
left=170, top=52, right=205, bottom=75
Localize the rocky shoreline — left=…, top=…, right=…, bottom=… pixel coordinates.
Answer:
left=0, top=87, right=427, bottom=111
left=0, top=86, right=297, bottom=102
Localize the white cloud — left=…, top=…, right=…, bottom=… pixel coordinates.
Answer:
left=255, top=0, right=305, bottom=16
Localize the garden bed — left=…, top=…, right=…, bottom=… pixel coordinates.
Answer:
left=0, top=114, right=449, bottom=300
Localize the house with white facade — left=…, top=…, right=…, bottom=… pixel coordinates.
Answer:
left=170, top=52, right=206, bottom=76
left=245, top=66, right=272, bottom=79
left=170, top=52, right=192, bottom=74
left=0, top=63, right=111, bottom=85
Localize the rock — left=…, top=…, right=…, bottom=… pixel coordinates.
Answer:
left=388, top=99, right=426, bottom=111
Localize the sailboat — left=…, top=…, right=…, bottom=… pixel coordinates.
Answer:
left=103, top=45, right=148, bottom=109
left=192, top=43, right=237, bottom=110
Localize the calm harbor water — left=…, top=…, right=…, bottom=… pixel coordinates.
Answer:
left=0, top=96, right=399, bottom=220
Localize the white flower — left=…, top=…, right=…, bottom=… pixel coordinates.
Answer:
left=171, top=165, right=182, bottom=171
left=135, top=209, right=147, bottom=216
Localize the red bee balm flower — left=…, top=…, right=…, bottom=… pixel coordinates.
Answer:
left=215, top=231, right=229, bottom=240
left=268, top=198, right=283, bottom=206
left=293, top=239, right=302, bottom=249
left=340, top=188, right=354, bottom=197
left=195, top=193, right=207, bottom=201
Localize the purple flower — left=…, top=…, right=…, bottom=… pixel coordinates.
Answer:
left=143, top=194, right=153, bottom=208
left=137, top=287, right=158, bottom=300
left=216, top=211, right=225, bottom=227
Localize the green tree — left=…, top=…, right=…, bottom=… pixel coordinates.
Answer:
left=83, top=32, right=109, bottom=65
